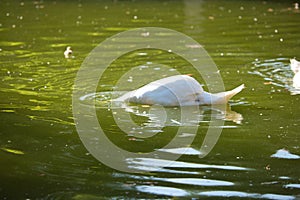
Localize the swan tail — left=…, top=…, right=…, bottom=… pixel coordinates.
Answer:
left=200, top=84, right=245, bottom=105
left=225, top=84, right=245, bottom=102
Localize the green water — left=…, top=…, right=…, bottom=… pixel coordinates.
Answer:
left=1, top=0, right=300, bottom=199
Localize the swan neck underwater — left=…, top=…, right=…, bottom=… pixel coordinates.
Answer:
left=115, top=75, right=244, bottom=106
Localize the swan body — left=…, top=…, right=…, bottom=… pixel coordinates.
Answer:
left=290, top=58, right=300, bottom=88
left=116, top=75, right=244, bottom=106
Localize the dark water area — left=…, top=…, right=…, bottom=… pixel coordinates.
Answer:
left=0, top=0, right=300, bottom=199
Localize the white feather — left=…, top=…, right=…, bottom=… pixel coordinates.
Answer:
left=115, top=75, right=244, bottom=106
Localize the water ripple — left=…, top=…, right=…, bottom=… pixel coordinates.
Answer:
left=127, top=157, right=251, bottom=171
left=249, top=58, right=300, bottom=94
left=199, top=190, right=296, bottom=200
left=136, top=185, right=189, bottom=197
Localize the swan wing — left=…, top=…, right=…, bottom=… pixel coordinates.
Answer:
left=126, top=75, right=204, bottom=106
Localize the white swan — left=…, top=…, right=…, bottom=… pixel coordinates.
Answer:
left=115, top=75, right=244, bottom=106
left=64, top=46, right=73, bottom=58
left=290, top=58, right=300, bottom=89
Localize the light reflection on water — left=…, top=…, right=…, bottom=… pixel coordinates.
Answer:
left=126, top=157, right=250, bottom=172
left=79, top=90, right=244, bottom=124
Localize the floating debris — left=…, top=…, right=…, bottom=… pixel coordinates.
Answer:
left=64, top=46, right=73, bottom=58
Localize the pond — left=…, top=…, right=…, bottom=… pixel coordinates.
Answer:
left=1, top=0, right=300, bottom=199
